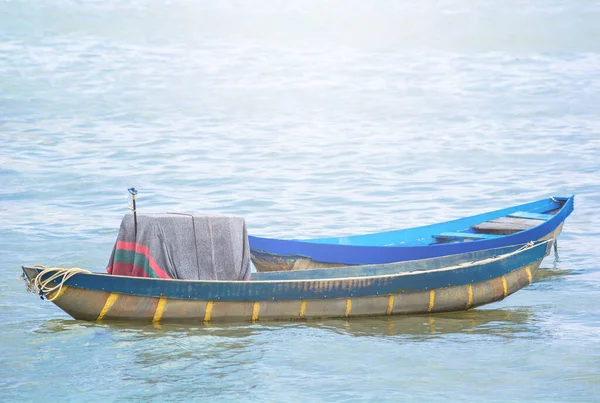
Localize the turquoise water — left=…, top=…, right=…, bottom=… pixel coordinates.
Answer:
left=2, top=1, right=600, bottom=402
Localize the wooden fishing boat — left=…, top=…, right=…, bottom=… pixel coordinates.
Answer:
left=21, top=241, right=549, bottom=324
left=249, top=195, right=574, bottom=272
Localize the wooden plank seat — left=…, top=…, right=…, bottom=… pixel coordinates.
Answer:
left=433, top=232, right=502, bottom=241
left=508, top=211, right=554, bottom=221
left=471, top=216, right=545, bottom=235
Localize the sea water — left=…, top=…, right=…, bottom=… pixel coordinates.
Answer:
left=1, top=1, right=599, bottom=402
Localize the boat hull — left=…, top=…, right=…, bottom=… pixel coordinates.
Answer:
left=22, top=241, right=548, bottom=324
left=38, top=262, right=540, bottom=323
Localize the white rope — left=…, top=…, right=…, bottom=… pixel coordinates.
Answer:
left=457, top=240, right=538, bottom=267
left=516, top=240, right=535, bottom=252
left=32, top=264, right=91, bottom=301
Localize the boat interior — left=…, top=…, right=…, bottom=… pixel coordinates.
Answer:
left=296, top=197, right=568, bottom=247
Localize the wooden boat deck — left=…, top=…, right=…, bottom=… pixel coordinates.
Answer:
left=433, top=210, right=557, bottom=242
left=472, top=217, right=545, bottom=235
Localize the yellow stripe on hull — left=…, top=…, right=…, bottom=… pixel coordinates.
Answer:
left=299, top=301, right=307, bottom=319
left=252, top=302, right=260, bottom=322
left=387, top=295, right=394, bottom=315
left=204, top=301, right=214, bottom=322
left=153, top=297, right=167, bottom=323
left=467, top=284, right=473, bottom=309
left=96, top=293, right=119, bottom=321
left=428, top=290, right=435, bottom=312
left=48, top=285, right=69, bottom=301
left=526, top=266, right=533, bottom=283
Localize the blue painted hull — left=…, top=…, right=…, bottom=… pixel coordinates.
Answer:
left=249, top=196, right=574, bottom=271
left=22, top=241, right=549, bottom=323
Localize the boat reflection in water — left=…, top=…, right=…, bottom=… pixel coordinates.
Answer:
left=34, top=305, right=540, bottom=340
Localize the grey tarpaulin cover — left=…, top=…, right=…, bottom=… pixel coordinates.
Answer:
left=106, top=213, right=250, bottom=281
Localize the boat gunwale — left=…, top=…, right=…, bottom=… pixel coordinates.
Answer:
left=23, top=241, right=550, bottom=286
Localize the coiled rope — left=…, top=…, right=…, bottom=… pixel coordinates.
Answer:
left=31, top=264, right=91, bottom=301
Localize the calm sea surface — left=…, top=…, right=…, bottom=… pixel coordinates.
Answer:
left=1, top=1, right=600, bottom=402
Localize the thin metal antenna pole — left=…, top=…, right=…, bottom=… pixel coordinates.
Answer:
left=128, top=188, right=138, bottom=240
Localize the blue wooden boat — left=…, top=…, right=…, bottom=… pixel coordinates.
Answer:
left=21, top=241, right=549, bottom=323
left=249, top=195, right=574, bottom=272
